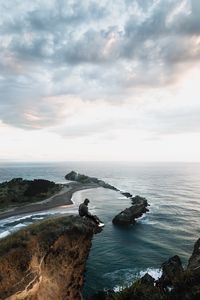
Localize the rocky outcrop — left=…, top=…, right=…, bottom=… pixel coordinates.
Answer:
left=90, top=238, right=200, bottom=300
left=112, top=195, right=149, bottom=225
left=187, top=238, right=200, bottom=273
left=157, top=255, right=184, bottom=290
left=0, top=215, right=101, bottom=300
left=65, top=171, right=118, bottom=191
left=120, top=192, right=132, bottom=198
left=0, top=178, right=61, bottom=210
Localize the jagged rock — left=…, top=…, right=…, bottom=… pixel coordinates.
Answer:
left=187, top=238, right=200, bottom=273
left=131, top=195, right=149, bottom=206
left=157, top=255, right=184, bottom=290
left=120, top=192, right=132, bottom=198
left=89, top=238, right=200, bottom=300
left=112, top=196, right=149, bottom=225
left=140, top=273, right=155, bottom=286
left=65, top=171, right=118, bottom=191
left=0, top=215, right=101, bottom=300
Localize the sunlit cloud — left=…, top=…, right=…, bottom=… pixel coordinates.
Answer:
left=0, top=0, right=200, bottom=161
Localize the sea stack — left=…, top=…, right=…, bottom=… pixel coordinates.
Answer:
left=112, top=195, right=149, bottom=225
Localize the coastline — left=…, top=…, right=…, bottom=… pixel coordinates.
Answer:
left=0, top=182, right=100, bottom=221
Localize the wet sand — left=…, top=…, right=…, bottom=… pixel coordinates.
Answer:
left=0, top=182, right=100, bottom=220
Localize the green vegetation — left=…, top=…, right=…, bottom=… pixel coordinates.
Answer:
left=0, top=178, right=62, bottom=210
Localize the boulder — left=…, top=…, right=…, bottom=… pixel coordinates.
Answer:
left=157, top=255, right=184, bottom=290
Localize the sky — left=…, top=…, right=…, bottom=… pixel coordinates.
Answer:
left=0, top=0, right=200, bottom=162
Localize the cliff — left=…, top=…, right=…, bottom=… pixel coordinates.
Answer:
left=0, top=215, right=101, bottom=300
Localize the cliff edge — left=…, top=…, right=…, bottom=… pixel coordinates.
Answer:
left=0, top=215, right=101, bottom=300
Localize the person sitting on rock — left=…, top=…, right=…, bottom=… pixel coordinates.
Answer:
left=79, top=198, right=104, bottom=227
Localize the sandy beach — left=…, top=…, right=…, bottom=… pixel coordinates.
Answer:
left=0, top=182, right=100, bottom=220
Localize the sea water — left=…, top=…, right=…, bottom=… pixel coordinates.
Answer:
left=0, top=161, right=200, bottom=297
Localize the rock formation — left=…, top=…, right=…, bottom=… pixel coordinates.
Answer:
left=65, top=171, right=118, bottom=191
left=112, top=195, right=149, bottom=225
left=90, top=238, right=200, bottom=300
left=0, top=215, right=101, bottom=300
left=120, top=192, right=132, bottom=198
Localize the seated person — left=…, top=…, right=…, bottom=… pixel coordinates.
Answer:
left=79, top=198, right=104, bottom=227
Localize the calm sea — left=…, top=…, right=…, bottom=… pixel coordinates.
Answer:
left=0, top=161, right=200, bottom=297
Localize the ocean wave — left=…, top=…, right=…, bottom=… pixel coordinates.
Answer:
left=137, top=216, right=158, bottom=225
left=0, top=230, right=10, bottom=239
left=13, top=223, right=26, bottom=229
left=139, top=267, right=162, bottom=280
left=103, top=267, right=162, bottom=292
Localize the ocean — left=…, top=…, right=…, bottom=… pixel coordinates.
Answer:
left=0, top=161, right=200, bottom=297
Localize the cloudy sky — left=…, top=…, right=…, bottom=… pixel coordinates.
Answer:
left=0, top=0, right=200, bottom=161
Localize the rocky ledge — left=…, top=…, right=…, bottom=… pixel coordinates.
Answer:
left=65, top=171, right=118, bottom=191
left=90, top=237, right=200, bottom=300
left=0, top=215, right=101, bottom=300
left=112, top=195, right=149, bottom=226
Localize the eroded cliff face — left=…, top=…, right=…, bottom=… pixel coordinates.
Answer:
left=0, top=215, right=100, bottom=300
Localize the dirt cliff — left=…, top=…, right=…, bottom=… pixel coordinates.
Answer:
left=0, top=215, right=100, bottom=300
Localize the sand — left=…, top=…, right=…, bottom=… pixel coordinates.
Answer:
left=0, top=182, right=100, bottom=220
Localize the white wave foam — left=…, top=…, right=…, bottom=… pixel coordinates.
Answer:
left=138, top=217, right=157, bottom=225
left=139, top=268, right=162, bottom=280
left=103, top=267, right=162, bottom=292
left=13, top=223, right=27, bottom=229
left=32, top=217, right=45, bottom=220
left=0, top=230, right=10, bottom=238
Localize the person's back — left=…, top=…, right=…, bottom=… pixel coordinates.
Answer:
left=79, top=202, right=88, bottom=217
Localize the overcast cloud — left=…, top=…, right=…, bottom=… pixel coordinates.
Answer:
left=0, top=0, right=200, bottom=160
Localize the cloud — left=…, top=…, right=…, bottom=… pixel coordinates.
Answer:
left=0, top=0, right=200, bottom=132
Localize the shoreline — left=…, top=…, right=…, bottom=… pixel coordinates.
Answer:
left=0, top=182, right=100, bottom=221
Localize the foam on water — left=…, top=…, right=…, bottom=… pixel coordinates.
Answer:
left=0, top=230, right=10, bottom=238
left=103, top=267, right=162, bottom=292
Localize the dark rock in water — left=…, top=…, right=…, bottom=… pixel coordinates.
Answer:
left=65, top=171, right=119, bottom=191
left=187, top=238, right=200, bottom=273
left=157, top=255, right=184, bottom=289
left=112, top=196, right=149, bottom=225
left=120, top=191, right=133, bottom=198
left=131, top=195, right=149, bottom=206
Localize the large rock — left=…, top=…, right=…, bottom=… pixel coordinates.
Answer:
left=0, top=215, right=101, bottom=300
left=187, top=238, right=200, bottom=273
left=65, top=171, right=118, bottom=191
left=112, top=195, right=149, bottom=225
left=157, top=255, right=184, bottom=290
